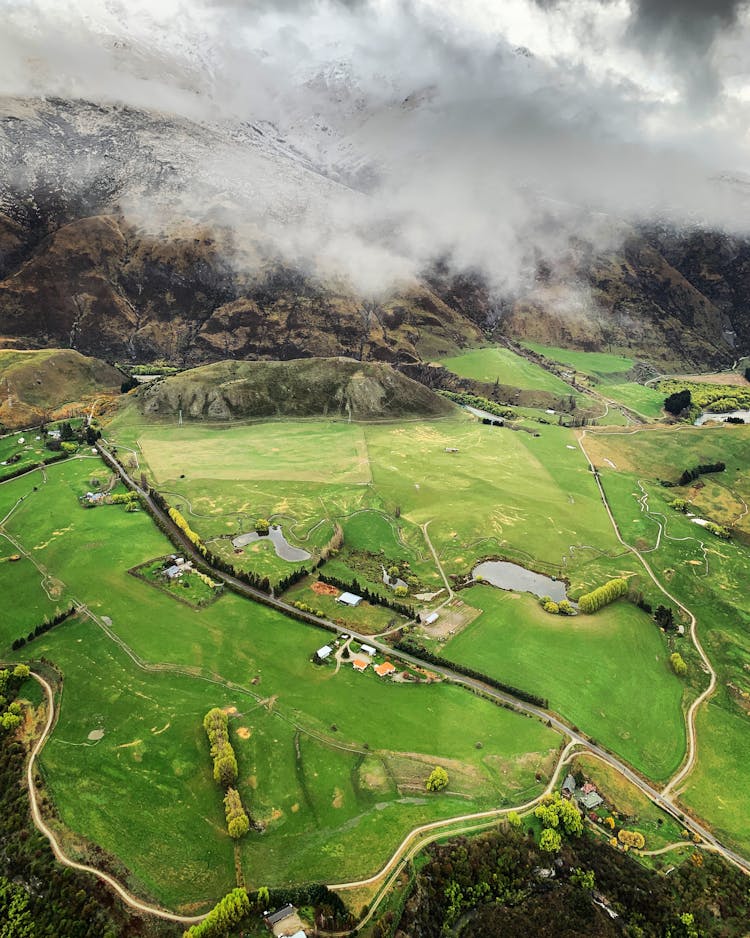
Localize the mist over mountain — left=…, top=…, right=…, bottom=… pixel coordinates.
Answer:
left=2, top=0, right=750, bottom=364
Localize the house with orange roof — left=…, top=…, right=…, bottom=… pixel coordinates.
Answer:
left=352, top=658, right=370, bottom=672
left=374, top=661, right=396, bottom=678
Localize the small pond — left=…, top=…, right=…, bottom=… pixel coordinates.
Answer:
left=473, top=560, right=568, bottom=602
left=232, top=525, right=311, bottom=563
left=694, top=409, right=750, bottom=426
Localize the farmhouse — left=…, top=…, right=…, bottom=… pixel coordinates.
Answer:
left=360, top=643, right=377, bottom=656
left=316, top=644, right=333, bottom=660
left=264, top=903, right=307, bottom=937
left=352, top=658, right=370, bottom=672
left=337, top=592, right=362, bottom=607
left=163, top=560, right=193, bottom=580
left=374, top=661, right=396, bottom=678
left=579, top=791, right=604, bottom=810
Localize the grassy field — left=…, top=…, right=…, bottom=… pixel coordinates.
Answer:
left=0, top=457, right=561, bottom=908
left=439, top=346, right=577, bottom=395
left=587, top=424, right=750, bottom=859
left=109, top=412, right=623, bottom=591
left=440, top=586, right=687, bottom=781
left=525, top=344, right=666, bottom=419
left=138, top=421, right=372, bottom=484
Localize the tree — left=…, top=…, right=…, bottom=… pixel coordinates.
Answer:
left=255, top=886, right=270, bottom=910
left=0, top=876, right=36, bottom=938
left=425, top=766, right=449, bottom=791
left=664, top=389, right=691, bottom=416
left=539, top=828, right=562, bottom=852
left=12, top=665, right=29, bottom=680
left=655, top=605, right=675, bottom=630
left=394, top=585, right=408, bottom=597
left=670, top=652, right=688, bottom=677
left=255, top=518, right=270, bottom=535
left=59, top=421, right=74, bottom=441
left=570, top=867, right=596, bottom=891
left=507, top=810, right=521, bottom=827
left=542, top=600, right=559, bottom=614
left=618, top=829, right=645, bottom=849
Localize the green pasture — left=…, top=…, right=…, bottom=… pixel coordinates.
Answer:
left=590, top=427, right=750, bottom=858
left=137, top=421, right=372, bottom=485
left=438, top=346, right=577, bottom=395
left=0, top=457, right=561, bottom=906
left=525, top=345, right=666, bottom=419
left=525, top=344, right=635, bottom=377
left=440, top=586, right=686, bottom=781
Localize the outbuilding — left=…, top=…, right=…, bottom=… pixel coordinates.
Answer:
left=424, top=611, right=439, bottom=625
left=337, top=592, right=362, bottom=607
left=316, top=645, right=333, bottom=660
left=360, top=643, right=377, bottom=656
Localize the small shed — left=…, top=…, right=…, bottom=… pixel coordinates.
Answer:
left=562, top=774, right=576, bottom=796
left=337, top=592, right=362, bottom=607
left=316, top=645, right=333, bottom=660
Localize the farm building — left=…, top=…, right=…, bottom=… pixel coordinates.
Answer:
left=164, top=565, right=183, bottom=579
left=337, top=592, right=362, bottom=607
left=352, top=658, right=370, bottom=672
left=424, top=611, right=439, bottom=625
left=579, top=791, right=604, bottom=810
left=264, top=903, right=307, bottom=937
left=316, top=645, right=333, bottom=660
left=374, top=661, right=396, bottom=678
left=360, top=643, right=377, bottom=656
left=562, top=774, right=576, bottom=796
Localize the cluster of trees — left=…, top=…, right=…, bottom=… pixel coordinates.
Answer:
left=45, top=422, right=100, bottom=451
left=108, top=492, right=141, bottom=510
left=670, top=652, right=688, bottom=677
left=438, top=390, right=516, bottom=419
left=203, top=708, right=239, bottom=788
left=11, top=604, right=77, bottom=650
left=0, top=666, right=29, bottom=733
left=577, top=578, right=628, bottom=614
left=392, top=823, right=750, bottom=938
left=183, top=888, right=251, bottom=938
left=293, top=600, right=326, bottom=618
left=168, top=506, right=204, bottom=552
left=395, top=636, right=549, bottom=708
left=704, top=521, right=731, bottom=539
left=617, top=828, right=646, bottom=850
left=223, top=787, right=250, bottom=839
left=678, top=462, right=725, bottom=486
left=203, top=709, right=251, bottom=841
left=425, top=766, right=449, bottom=791
left=655, top=604, right=676, bottom=630
left=318, top=573, right=414, bottom=617
left=539, top=595, right=574, bottom=616
left=534, top=792, right=584, bottom=853
left=664, top=388, right=692, bottom=415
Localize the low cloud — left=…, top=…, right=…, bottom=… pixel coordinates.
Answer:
left=2, top=0, right=750, bottom=296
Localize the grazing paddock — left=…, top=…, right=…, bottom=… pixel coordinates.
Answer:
left=137, top=421, right=372, bottom=484
left=0, top=457, right=561, bottom=907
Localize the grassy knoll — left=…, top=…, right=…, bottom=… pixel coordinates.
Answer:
left=440, top=586, right=686, bottom=781
left=525, top=344, right=666, bottom=419
left=439, top=346, right=577, bottom=395
left=587, top=426, right=750, bottom=859
left=0, top=458, right=561, bottom=905
left=137, top=421, right=372, bottom=485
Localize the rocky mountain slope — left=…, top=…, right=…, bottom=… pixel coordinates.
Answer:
left=131, top=357, right=456, bottom=421
left=0, top=96, right=748, bottom=369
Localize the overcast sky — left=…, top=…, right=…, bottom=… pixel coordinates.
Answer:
left=3, top=0, right=750, bottom=292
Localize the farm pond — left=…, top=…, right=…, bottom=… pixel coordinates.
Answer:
left=694, top=409, right=750, bottom=426
left=473, top=560, right=568, bottom=603
left=232, top=525, right=311, bottom=562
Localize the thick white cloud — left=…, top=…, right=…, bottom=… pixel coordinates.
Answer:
left=2, top=0, right=750, bottom=293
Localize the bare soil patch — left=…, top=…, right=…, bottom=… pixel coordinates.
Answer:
left=312, top=580, right=339, bottom=596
